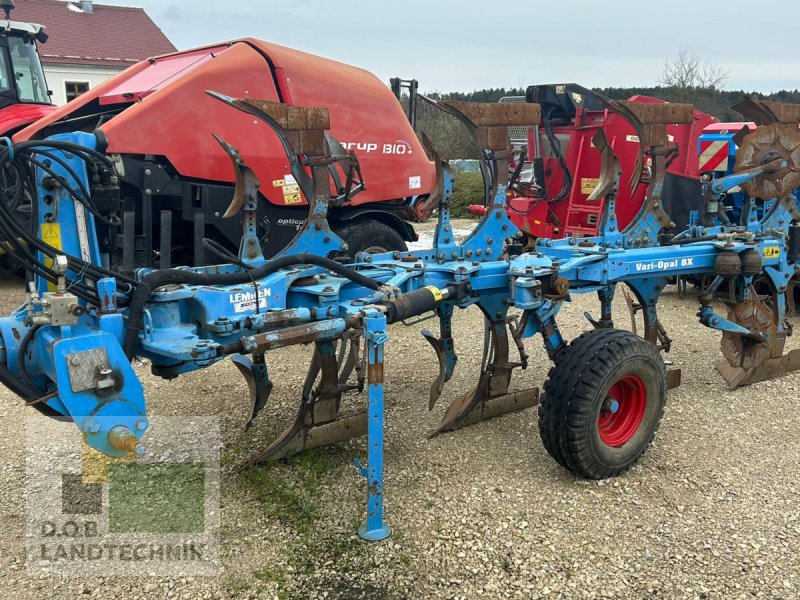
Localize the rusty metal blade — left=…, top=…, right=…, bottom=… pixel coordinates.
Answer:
left=666, top=368, right=682, bottom=390
left=421, top=328, right=447, bottom=410
left=338, top=334, right=359, bottom=386
left=732, top=97, right=777, bottom=125
left=587, top=128, right=616, bottom=201
left=240, top=411, right=367, bottom=466
left=715, top=348, right=800, bottom=390
left=621, top=286, right=639, bottom=336
left=211, top=134, right=246, bottom=218
left=237, top=338, right=368, bottom=466
left=731, top=124, right=751, bottom=148
left=608, top=100, right=646, bottom=191
left=417, top=132, right=444, bottom=214
left=429, top=385, right=539, bottom=437
left=583, top=311, right=602, bottom=329
left=231, top=354, right=273, bottom=426
left=440, top=100, right=542, bottom=128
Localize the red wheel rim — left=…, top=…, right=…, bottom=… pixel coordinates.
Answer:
left=413, top=202, right=432, bottom=222
left=598, top=374, right=646, bottom=447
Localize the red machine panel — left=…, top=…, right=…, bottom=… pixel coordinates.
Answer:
left=0, top=103, right=56, bottom=136
left=16, top=39, right=436, bottom=208
left=505, top=96, right=717, bottom=239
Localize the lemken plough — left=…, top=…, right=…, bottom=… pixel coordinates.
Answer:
left=1, top=93, right=800, bottom=539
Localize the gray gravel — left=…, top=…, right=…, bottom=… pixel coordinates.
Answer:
left=1, top=219, right=799, bottom=598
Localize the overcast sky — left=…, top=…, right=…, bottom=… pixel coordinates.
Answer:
left=103, top=0, right=796, bottom=93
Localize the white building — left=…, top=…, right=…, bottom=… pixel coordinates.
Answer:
left=16, top=0, right=176, bottom=105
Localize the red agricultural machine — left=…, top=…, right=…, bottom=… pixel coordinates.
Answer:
left=0, top=0, right=56, bottom=271
left=0, top=2, right=53, bottom=134
left=15, top=38, right=440, bottom=268
left=12, top=39, right=719, bottom=270
left=469, top=84, right=718, bottom=241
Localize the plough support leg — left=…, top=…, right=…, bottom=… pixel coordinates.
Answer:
left=357, top=311, right=391, bottom=541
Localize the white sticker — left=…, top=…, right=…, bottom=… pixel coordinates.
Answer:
left=284, top=174, right=297, bottom=185
left=409, top=176, right=421, bottom=190
left=230, top=289, right=270, bottom=313
left=633, top=258, right=694, bottom=272
left=626, top=134, right=675, bottom=143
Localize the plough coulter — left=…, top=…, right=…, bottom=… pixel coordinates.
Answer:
left=2, top=89, right=800, bottom=540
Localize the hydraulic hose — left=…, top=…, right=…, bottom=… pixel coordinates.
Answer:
left=122, top=253, right=384, bottom=359
left=0, top=360, right=42, bottom=402
left=17, top=324, right=41, bottom=388
left=0, top=359, right=61, bottom=417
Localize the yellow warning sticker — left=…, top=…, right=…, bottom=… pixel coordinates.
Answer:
left=41, top=223, right=62, bottom=291
left=283, top=193, right=302, bottom=205
left=425, top=286, right=443, bottom=302
left=282, top=182, right=302, bottom=204
left=581, top=177, right=600, bottom=195
left=272, top=179, right=285, bottom=188
left=41, top=223, right=62, bottom=247
left=764, top=246, right=780, bottom=259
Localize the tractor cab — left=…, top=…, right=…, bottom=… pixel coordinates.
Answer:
left=0, top=1, right=52, bottom=111
left=0, top=20, right=51, bottom=107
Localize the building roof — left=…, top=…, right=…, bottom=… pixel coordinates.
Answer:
left=13, top=0, right=177, bottom=68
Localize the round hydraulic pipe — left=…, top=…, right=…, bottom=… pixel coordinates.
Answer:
left=380, top=284, right=464, bottom=324
left=221, top=318, right=348, bottom=356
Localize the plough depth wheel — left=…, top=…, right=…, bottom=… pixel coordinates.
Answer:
left=539, top=329, right=667, bottom=479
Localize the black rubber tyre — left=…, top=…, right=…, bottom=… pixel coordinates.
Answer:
left=334, top=218, right=407, bottom=257
left=538, top=328, right=666, bottom=479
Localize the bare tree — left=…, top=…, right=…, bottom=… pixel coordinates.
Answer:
left=659, top=50, right=729, bottom=97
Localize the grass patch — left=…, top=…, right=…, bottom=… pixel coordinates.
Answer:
left=239, top=449, right=331, bottom=534
left=235, top=450, right=402, bottom=599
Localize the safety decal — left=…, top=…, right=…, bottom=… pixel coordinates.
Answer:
left=425, top=286, right=443, bottom=302
left=698, top=140, right=730, bottom=172
left=581, top=177, right=599, bottom=196
left=282, top=173, right=302, bottom=205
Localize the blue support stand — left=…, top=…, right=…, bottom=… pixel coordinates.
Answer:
left=358, top=310, right=391, bottom=541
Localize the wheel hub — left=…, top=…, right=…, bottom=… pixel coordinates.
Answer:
left=598, top=374, right=646, bottom=447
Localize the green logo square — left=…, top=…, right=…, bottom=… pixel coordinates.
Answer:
left=108, top=463, right=205, bottom=533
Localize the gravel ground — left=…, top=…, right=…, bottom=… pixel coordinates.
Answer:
left=1, top=219, right=799, bottom=599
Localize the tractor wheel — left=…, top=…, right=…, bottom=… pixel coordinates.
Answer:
left=538, top=328, right=666, bottom=479
left=334, top=219, right=407, bottom=258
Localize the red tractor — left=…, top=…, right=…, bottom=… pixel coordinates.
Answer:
left=0, top=2, right=53, bottom=134
left=15, top=38, right=438, bottom=267
left=0, top=0, right=57, bottom=272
